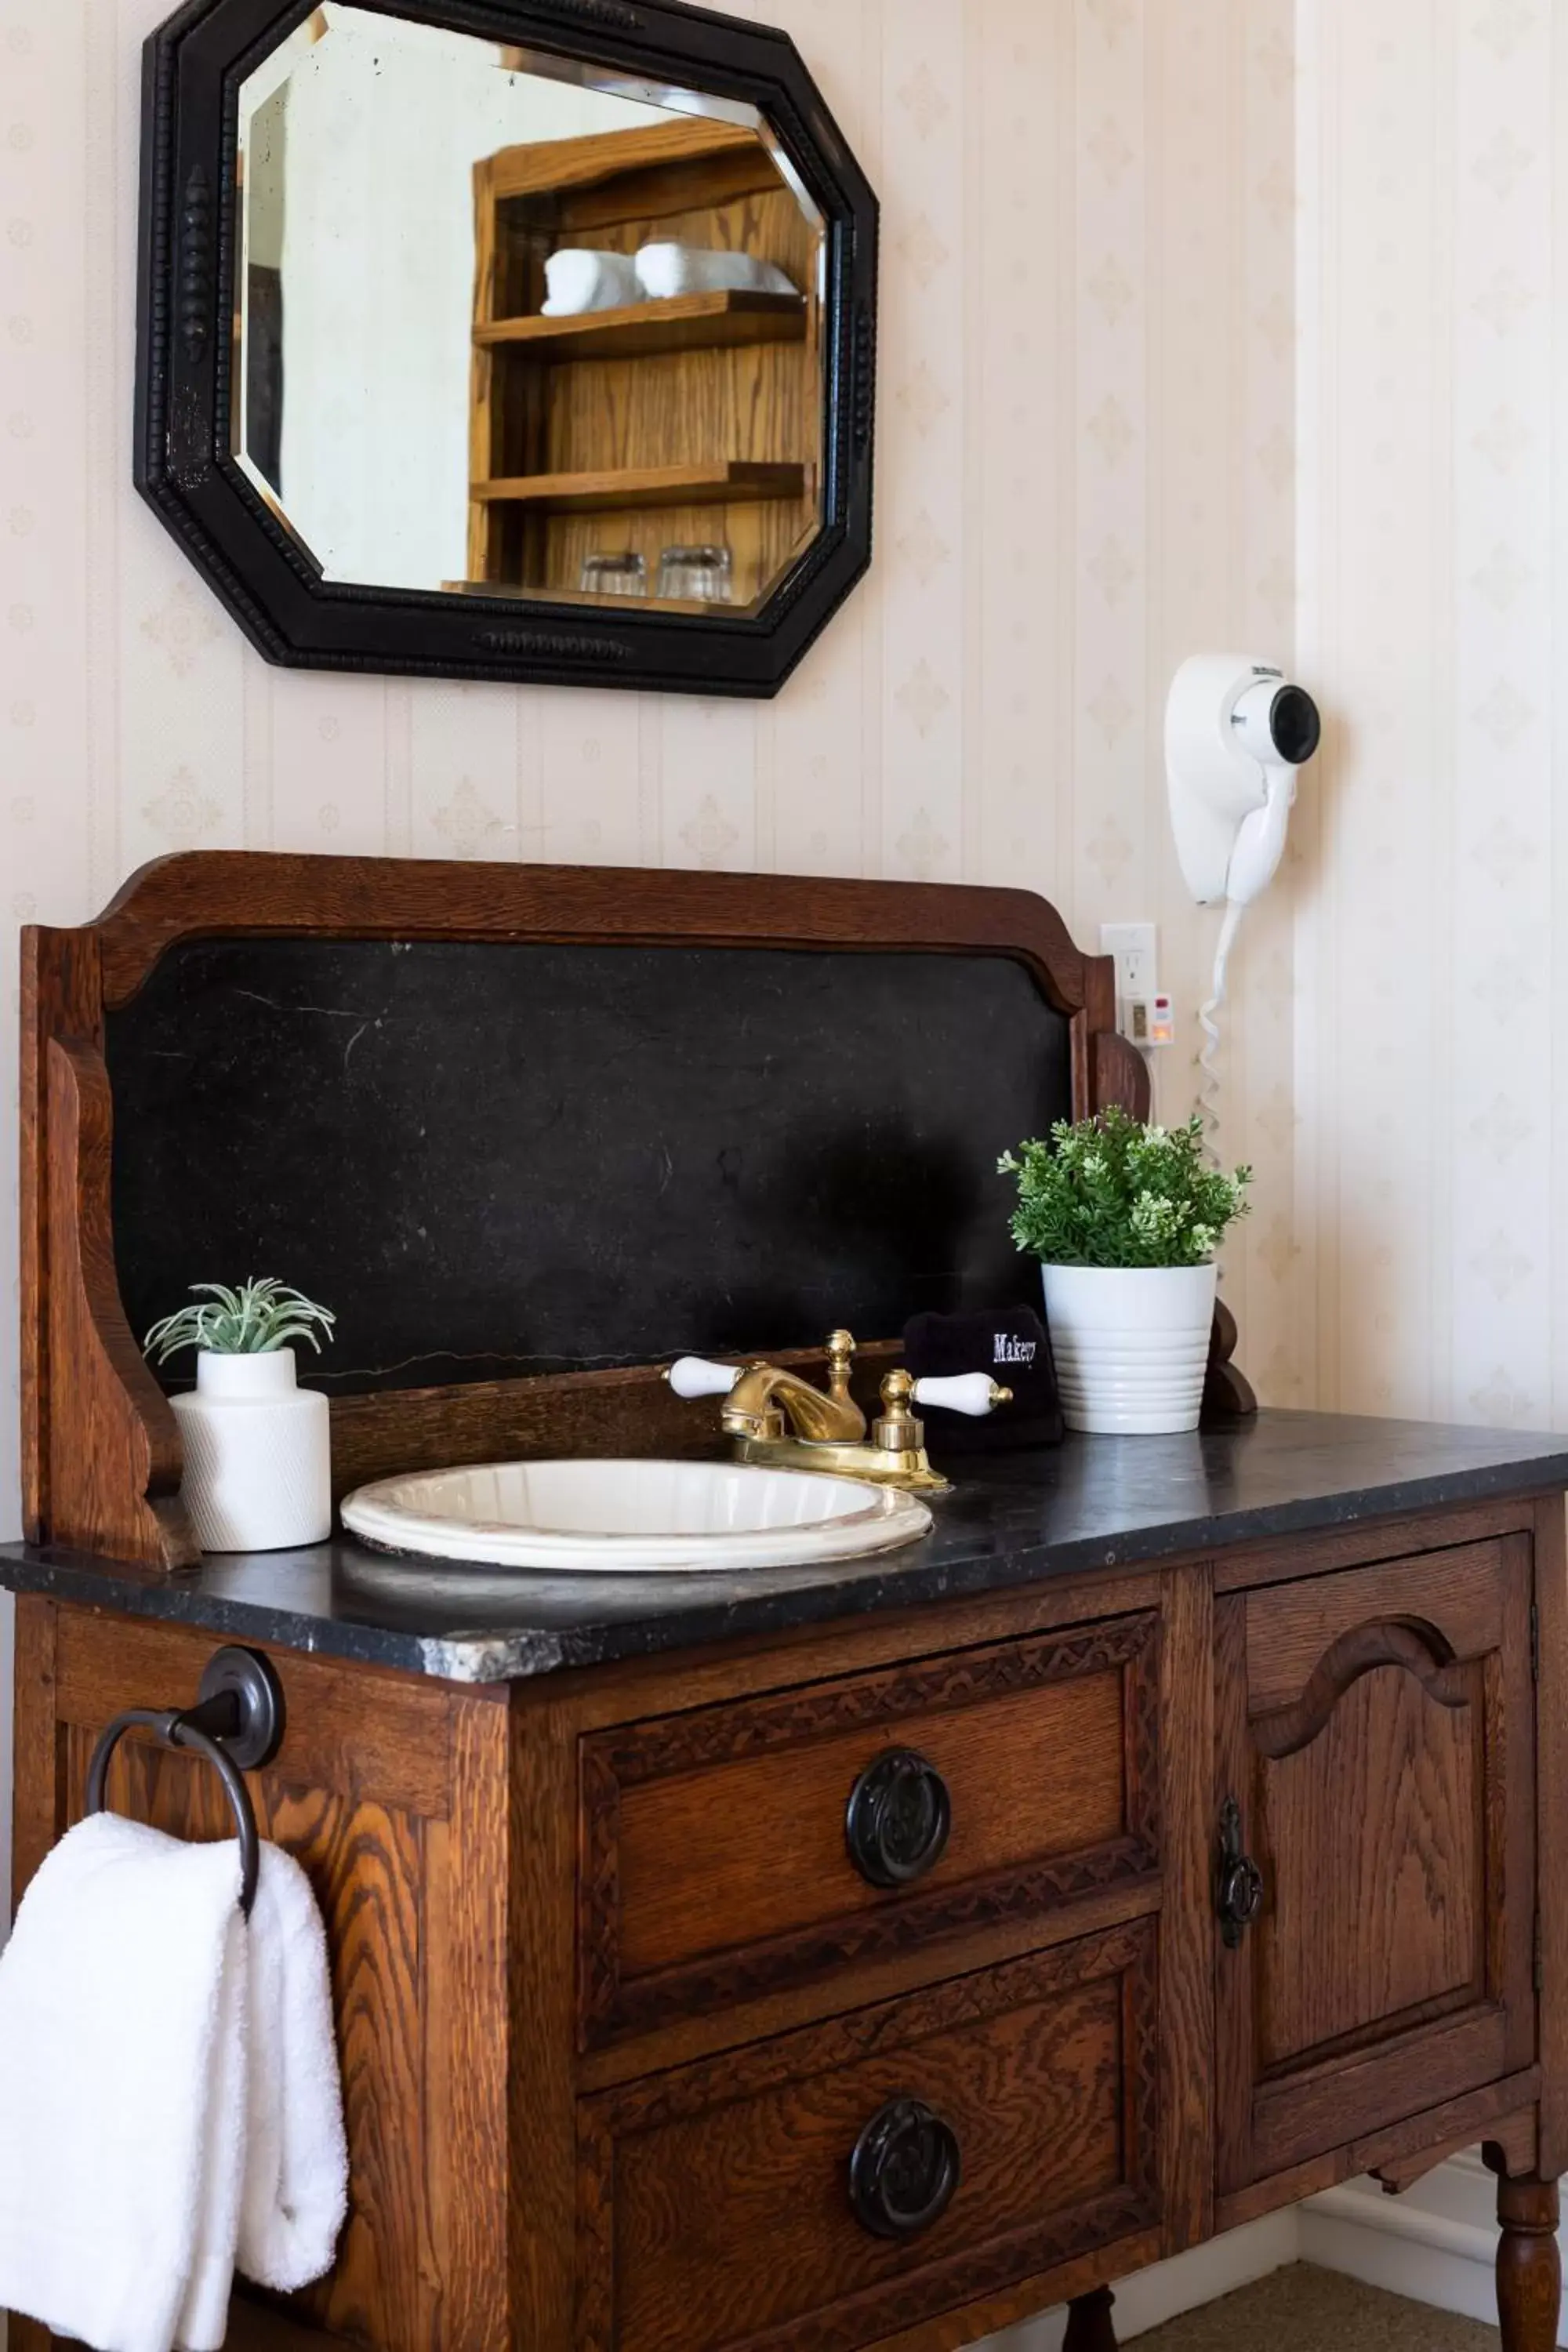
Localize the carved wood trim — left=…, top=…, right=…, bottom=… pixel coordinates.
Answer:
left=1214, top=2064, right=1542, bottom=2234
left=42, top=1038, right=197, bottom=1569
left=577, top=1613, right=1160, bottom=2045
left=589, top=1916, right=1153, bottom=2128
left=1250, top=1620, right=1472, bottom=1760
left=19, top=925, right=102, bottom=1539
left=595, top=1837, right=1163, bottom=2052
left=1126, top=1904, right=1161, bottom=2202
left=575, top=1921, right=1160, bottom=2352
left=591, top=1611, right=1159, bottom=1784
left=90, top=853, right=1103, bottom=1014
left=1375, top=2104, right=1537, bottom=2194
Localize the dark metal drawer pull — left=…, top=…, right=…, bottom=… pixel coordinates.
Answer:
left=844, top=1747, right=952, bottom=1889
left=848, top=2096, right=961, bottom=2239
left=1215, top=1795, right=1265, bottom=1947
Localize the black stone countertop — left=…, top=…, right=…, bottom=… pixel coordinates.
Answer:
left=5, top=1410, right=1567, bottom=1686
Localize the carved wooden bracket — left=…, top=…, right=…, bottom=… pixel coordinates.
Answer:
left=1375, top=2106, right=1537, bottom=2196
left=1090, top=1028, right=1150, bottom=1123
left=42, top=1040, right=197, bottom=1567
left=21, top=925, right=196, bottom=1568
left=1203, top=1298, right=1258, bottom=1422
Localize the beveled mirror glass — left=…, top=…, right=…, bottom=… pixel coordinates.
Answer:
left=137, top=0, right=876, bottom=694
left=234, top=6, right=826, bottom=615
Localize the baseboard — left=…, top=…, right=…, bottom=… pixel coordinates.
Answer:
left=969, top=2209, right=1300, bottom=2347
left=968, top=2151, right=1568, bottom=2349
left=1300, top=2154, right=1568, bottom=2347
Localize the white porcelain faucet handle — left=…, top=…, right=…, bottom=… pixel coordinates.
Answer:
left=666, top=1356, right=742, bottom=1400
left=912, top=1373, right=1011, bottom=1418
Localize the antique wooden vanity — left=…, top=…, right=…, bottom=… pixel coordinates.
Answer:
left=7, top=854, right=1568, bottom=2352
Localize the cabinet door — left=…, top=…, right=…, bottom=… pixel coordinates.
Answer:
left=1214, top=1537, right=1535, bottom=2193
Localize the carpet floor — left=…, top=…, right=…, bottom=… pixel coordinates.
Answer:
left=1135, top=2266, right=1500, bottom=2348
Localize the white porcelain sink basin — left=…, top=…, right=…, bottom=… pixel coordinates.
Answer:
left=339, top=1458, right=932, bottom=1573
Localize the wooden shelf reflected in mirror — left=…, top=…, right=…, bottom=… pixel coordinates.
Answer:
left=473, top=289, right=808, bottom=362
left=468, top=116, right=824, bottom=613
left=470, top=461, right=810, bottom=516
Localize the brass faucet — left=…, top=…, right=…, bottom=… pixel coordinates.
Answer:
left=666, top=1329, right=1012, bottom=1494
left=721, top=1327, right=866, bottom=1446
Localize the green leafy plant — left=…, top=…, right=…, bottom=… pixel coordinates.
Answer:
left=143, top=1278, right=336, bottom=1366
left=999, top=1108, right=1251, bottom=1271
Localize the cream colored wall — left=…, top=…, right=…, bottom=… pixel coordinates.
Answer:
left=1292, top=0, right=1566, bottom=1428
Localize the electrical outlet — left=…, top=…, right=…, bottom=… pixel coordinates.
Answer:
left=1100, top=923, right=1158, bottom=1004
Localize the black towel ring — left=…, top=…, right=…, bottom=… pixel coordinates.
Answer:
left=85, top=1647, right=285, bottom=1921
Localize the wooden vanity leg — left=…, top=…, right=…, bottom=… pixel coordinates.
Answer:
left=1495, top=2173, right=1561, bottom=2351
left=1063, top=2285, right=1118, bottom=2350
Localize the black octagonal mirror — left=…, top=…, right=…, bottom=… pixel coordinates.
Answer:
left=136, top=0, right=877, bottom=695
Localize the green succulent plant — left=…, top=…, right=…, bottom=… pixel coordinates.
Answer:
left=999, top=1107, right=1251, bottom=1272
left=143, top=1278, right=336, bottom=1366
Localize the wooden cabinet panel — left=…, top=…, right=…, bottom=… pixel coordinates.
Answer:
left=1258, top=1661, right=1480, bottom=2066
left=1216, top=1539, right=1535, bottom=2191
left=63, top=1726, right=433, bottom=2347
left=578, top=1613, right=1160, bottom=2045
left=16, top=1605, right=511, bottom=2352
left=575, top=1920, right=1159, bottom=2352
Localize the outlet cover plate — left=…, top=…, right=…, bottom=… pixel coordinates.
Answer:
left=1100, top=923, right=1158, bottom=1003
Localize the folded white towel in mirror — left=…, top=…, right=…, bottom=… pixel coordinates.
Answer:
left=635, top=242, right=798, bottom=299
left=541, top=247, right=642, bottom=315
left=0, top=1812, right=347, bottom=2352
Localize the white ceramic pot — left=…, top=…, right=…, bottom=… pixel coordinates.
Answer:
left=172, top=1348, right=332, bottom=1552
left=1040, top=1261, right=1218, bottom=1436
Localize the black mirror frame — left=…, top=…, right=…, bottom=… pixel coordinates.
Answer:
left=135, top=0, right=878, bottom=698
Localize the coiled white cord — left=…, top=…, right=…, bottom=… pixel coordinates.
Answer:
left=1196, top=900, right=1243, bottom=1165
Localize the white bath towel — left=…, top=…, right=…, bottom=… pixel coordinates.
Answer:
left=541, top=246, right=642, bottom=315
left=0, top=1812, right=347, bottom=2352
left=634, top=241, right=798, bottom=300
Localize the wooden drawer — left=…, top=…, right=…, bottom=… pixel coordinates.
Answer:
left=578, top=1612, right=1160, bottom=2043
left=575, top=1918, right=1159, bottom=2352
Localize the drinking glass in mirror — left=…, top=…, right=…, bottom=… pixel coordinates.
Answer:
left=234, top=5, right=827, bottom=617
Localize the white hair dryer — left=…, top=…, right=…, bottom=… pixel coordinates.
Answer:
left=1165, top=655, right=1320, bottom=1142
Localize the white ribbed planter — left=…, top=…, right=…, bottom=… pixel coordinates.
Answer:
left=1040, top=1262, right=1217, bottom=1435
left=172, top=1348, right=332, bottom=1552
